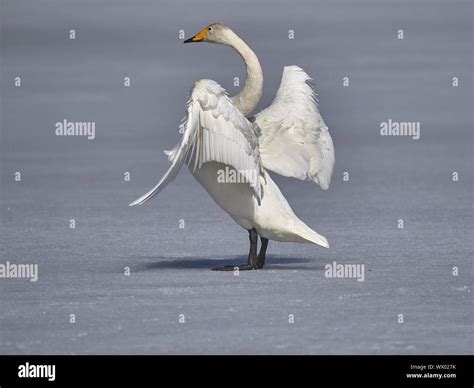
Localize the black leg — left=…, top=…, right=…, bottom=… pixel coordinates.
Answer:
left=255, top=237, right=268, bottom=268
left=212, top=228, right=263, bottom=271
left=247, top=228, right=258, bottom=265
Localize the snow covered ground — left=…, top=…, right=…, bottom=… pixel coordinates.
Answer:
left=1, top=0, right=472, bottom=354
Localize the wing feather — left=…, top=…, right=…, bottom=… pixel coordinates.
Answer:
left=253, top=65, right=335, bottom=189
left=129, top=79, right=264, bottom=206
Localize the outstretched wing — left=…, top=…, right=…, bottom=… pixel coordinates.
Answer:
left=129, top=79, right=264, bottom=207
left=253, top=66, right=335, bottom=190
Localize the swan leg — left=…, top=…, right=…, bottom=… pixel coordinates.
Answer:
left=256, top=237, right=268, bottom=268
left=212, top=228, right=263, bottom=271
left=247, top=228, right=258, bottom=264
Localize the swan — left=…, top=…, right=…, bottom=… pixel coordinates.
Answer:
left=129, top=23, right=335, bottom=271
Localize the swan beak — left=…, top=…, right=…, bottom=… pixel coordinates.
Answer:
left=183, top=28, right=208, bottom=43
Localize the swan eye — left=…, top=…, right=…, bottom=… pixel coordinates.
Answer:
left=208, top=27, right=212, bottom=31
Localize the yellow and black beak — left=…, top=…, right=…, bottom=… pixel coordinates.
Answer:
left=183, top=28, right=208, bottom=43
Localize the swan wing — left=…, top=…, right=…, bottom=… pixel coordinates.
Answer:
left=129, top=79, right=264, bottom=206
left=253, top=66, right=335, bottom=190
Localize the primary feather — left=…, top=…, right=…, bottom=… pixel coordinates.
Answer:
left=129, top=79, right=264, bottom=207
left=253, top=65, right=335, bottom=190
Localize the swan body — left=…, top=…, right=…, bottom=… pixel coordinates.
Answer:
left=130, top=23, right=334, bottom=269
left=193, top=161, right=328, bottom=246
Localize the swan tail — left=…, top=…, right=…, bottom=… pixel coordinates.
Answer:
left=294, top=222, right=329, bottom=248
left=303, top=229, right=329, bottom=248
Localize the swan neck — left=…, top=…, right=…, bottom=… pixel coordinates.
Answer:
left=228, top=33, right=263, bottom=116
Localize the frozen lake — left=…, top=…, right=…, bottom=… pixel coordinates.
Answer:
left=0, top=0, right=472, bottom=354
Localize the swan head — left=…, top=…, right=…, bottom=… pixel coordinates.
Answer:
left=183, top=23, right=234, bottom=45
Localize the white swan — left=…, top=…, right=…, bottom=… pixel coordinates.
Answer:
left=130, top=23, right=335, bottom=270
